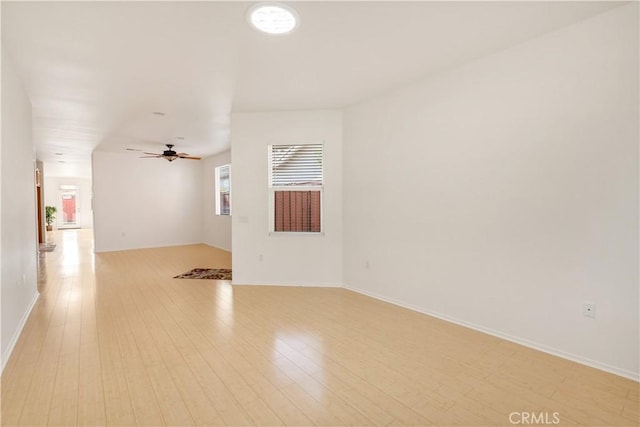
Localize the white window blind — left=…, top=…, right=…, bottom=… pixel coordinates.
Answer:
left=270, top=144, right=323, bottom=187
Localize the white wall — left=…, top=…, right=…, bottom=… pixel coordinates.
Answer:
left=92, top=151, right=203, bottom=252
left=231, top=110, right=343, bottom=286
left=43, top=160, right=92, bottom=179
left=343, top=4, right=638, bottom=379
left=1, top=49, right=39, bottom=370
left=43, top=176, right=93, bottom=229
left=202, top=150, right=232, bottom=251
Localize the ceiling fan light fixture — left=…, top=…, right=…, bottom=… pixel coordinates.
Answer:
left=248, top=2, right=299, bottom=35
left=139, top=144, right=202, bottom=162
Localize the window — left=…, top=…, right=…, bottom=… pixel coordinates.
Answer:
left=215, top=165, right=231, bottom=215
left=269, top=143, right=323, bottom=233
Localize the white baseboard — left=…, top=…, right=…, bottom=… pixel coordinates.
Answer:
left=1, top=291, right=39, bottom=373
left=202, top=243, right=232, bottom=253
left=344, top=285, right=639, bottom=382
left=232, top=280, right=342, bottom=288
left=94, top=240, right=205, bottom=253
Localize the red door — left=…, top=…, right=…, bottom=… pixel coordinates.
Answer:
left=62, top=194, right=76, bottom=224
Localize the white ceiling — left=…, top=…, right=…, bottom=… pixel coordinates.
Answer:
left=1, top=1, right=624, bottom=173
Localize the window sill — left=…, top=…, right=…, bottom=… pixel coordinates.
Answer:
left=268, top=231, right=325, bottom=236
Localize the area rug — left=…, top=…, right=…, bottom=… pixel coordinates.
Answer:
left=39, top=243, right=56, bottom=252
left=173, top=268, right=232, bottom=280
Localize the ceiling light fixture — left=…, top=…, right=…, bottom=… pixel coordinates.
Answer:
left=248, top=2, right=299, bottom=35
left=152, top=111, right=166, bottom=116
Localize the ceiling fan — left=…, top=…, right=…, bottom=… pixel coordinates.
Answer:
left=140, top=144, right=201, bottom=162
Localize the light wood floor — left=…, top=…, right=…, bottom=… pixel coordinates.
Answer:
left=1, top=230, right=638, bottom=426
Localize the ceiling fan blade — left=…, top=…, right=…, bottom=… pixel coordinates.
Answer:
left=179, top=156, right=202, bottom=160
left=140, top=155, right=163, bottom=158
left=142, top=152, right=162, bottom=156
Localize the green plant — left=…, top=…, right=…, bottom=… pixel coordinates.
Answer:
left=45, top=206, right=57, bottom=226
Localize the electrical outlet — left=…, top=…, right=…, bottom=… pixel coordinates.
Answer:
left=365, top=260, right=370, bottom=269
left=583, top=302, right=596, bottom=319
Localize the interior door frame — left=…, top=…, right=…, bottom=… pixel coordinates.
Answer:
left=35, top=167, right=44, bottom=243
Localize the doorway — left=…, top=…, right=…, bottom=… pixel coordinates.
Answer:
left=35, top=167, right=44, bottom=243
left=59, top=185, right=79, bottom=228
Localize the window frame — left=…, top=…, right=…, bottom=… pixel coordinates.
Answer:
left=215, top=164, right=232, bottom=216
left=268, top=143, right=324, bottom=235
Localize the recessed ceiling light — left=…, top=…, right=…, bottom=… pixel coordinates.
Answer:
left=176, top=136, right=185, bottom=140
left=55, top=152, right=63, bottom=156
left=58, top=160, right=66, bottom=163
left=152, top=112, right=166, bottom=116
left=248, top=2, right=299, bottom=35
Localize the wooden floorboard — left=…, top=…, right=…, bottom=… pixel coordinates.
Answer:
left=1, top=229, right=638, bottom=426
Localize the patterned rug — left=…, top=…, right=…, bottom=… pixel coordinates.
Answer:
left=173, top=268, right=232, bottom=280
left=39, top=243, right=56, bottom=252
